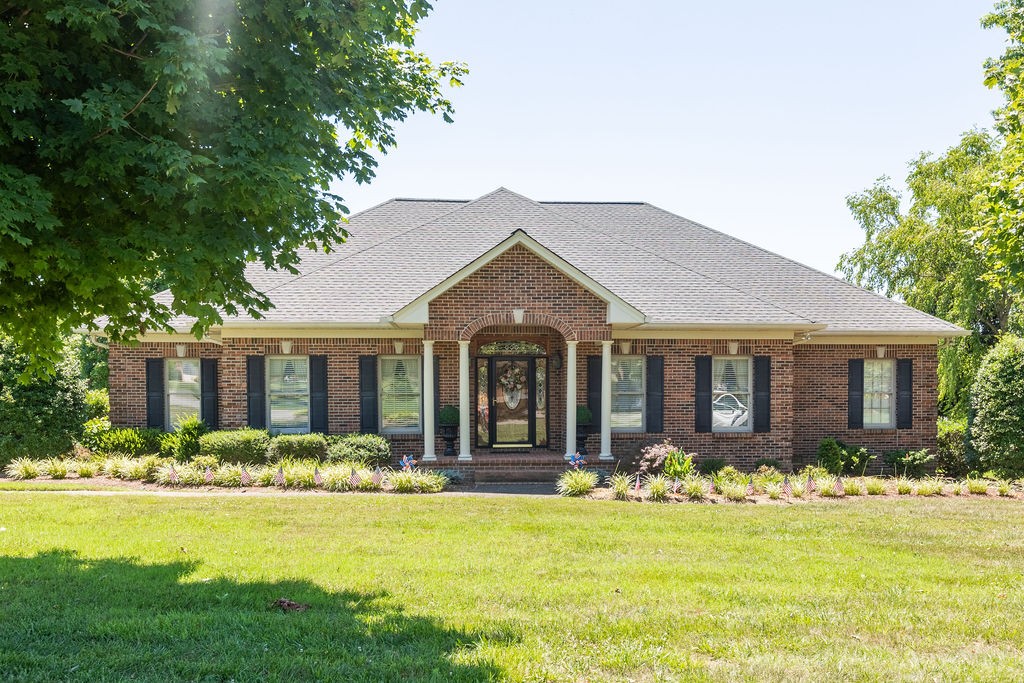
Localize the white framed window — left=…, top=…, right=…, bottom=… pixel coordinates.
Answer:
left=267, top=356, right=310, bottom=434
left=864, top=359, right=895, bottom=428
left=380, top=356, right=422, bottom=434
left=165, top=358, right=201, bottom=430
left=712, top=357, right=752, bottom=432
left=611, top=356, right=645, bottom=432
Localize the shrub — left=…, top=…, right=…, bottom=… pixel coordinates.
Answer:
left=438, top=405, right=459, bottom=426
left=190, top=454, right=219, bottom=471
left=754, top=458, right=783, bottom=470
left=326, top=433, right=391, bottom=467
left=102, top=455, right=133, bottom=479
left=951, top=481, right=963, bottom=496
left=753, top=465, right=784, bottom=487
left=608, top=473, right=633, bottom=500
left=971, top=335, right=1024, bottom=478
left=817, top=437, right=845, bottom=475
left=697, top=457, right=727, bottom=475
left=0, top=336, right=87, bottom=465
left=213, top=463, right=246, bottom=487
left=41, top=458, right=69, bottom=479
left=125, top=456, right=165, bottom=482
left=883, top=448, right=934, bottom=478
left=997, top=480, right=1012, bottom=497
left=765, top=482, right=783, bottom=500
left=75, top=461, right=97, bottom=478
left=170, top=415, right=208, bottom=461
left=638, top=440, right=675, bottom=477
left=843, top=479, right=864, bottom=496
left=914, top=479, right=944, bottom=496
left=895, top=478, right=913, bottom=495
left=936, top=417, right=969, bottom=478
left=817, top=475, right=840, bottom=497
left=158, top=432, right=179, bottom=459
left=80, top=417, right=111, bottom=450
left=269, top=433, right=328, bottom=461
left=96, top=428, right=163, bottom=456
left=663, top=449, right=695, bottom=480
left=389, top=469, right=448, bottom=494
left=797, top=464, right=830, bottom=480
left=414, top=470, right=448, bottom=494
left=789, top=478, right=807, bottom=498
left=4, top=457, right=40, bottom=479
left=389, top=470, right=418, bottom=493
left=199, top=429, right=271, bottom=463
left=644, top=474, right=669, bottom=502
left=967, top=478, right=989, bottom=495
left=320, top=465, right=353, bottom=492
left=712, top=466, right=745, bottom=492
left=556, top=469, right=598, bottom=497
left=435, top=469, right=464, bottom=485
left=817, top=438, right=875, bottom=475
left=683, top=476, right=707, bottom=501
left=864, top=478, right=886, bottom=495
left=84, top=389, right=110, bottom=420
left=718, top=481, right=747, bottom=502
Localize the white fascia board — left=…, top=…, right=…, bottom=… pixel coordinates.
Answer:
left=391, top=230, right=647, bottom=325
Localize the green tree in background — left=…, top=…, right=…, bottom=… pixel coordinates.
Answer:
left=0, top=1, right=464, bottom=374
left=840, top=131, right=1019, bottom=416
left=980, top=1, right=1024, bottom=296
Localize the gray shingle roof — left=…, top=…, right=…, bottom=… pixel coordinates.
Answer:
left=156, top=187, right=964, bottom=336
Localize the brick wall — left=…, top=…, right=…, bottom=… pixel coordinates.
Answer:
left=792, top=344, right=938, bottom=469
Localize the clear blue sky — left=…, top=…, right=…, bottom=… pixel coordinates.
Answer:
left=335, top=0, right=1005, bottom=275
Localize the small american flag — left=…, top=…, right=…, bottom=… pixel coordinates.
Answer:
left=672, top=478, right=680, bottom=494
left=634, top=474, right=642, bottom=495
left=806, top=475, right=815, bottom=493
left=349, top=468, right=362, bottom=488
left=782, top=476, right=792, bottom=497
left=833, top=477, right=844, bottom=496
left=204, top=466, right=214, bottom=484
left=746, top=476, right=755, bottom=496
left=371, top=467, right=383, bottom=486
left=273, top=466, right=285, bottom=487
left=240, top=467, right=252, bottom=487
left=709, top=478, right=715, bottom=496
left=168, top=464, right=179, bottom=485
left=314, top=467, right=323, bottom=487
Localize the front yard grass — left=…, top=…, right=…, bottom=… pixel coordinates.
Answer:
left=1, top=493, right=1022, bottom=681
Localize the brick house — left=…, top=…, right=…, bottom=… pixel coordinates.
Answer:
left=105, top=188, right=964, bottom=478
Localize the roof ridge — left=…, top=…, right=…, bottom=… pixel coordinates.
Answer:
left=636, top=203, right=962, bottom=330
left=539, top=203, right=818, bottom=324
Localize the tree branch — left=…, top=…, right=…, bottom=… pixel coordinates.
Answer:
left=90, top=78, right=160, bottom=141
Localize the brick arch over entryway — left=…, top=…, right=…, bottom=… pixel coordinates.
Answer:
left=459, top=312, right=577, bottom=342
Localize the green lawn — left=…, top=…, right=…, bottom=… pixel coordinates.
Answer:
left=1, top=493, right=1022, bottom=681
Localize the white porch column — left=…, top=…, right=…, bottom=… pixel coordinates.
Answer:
left=458, top=340, right=472, bottom=461
left=564, top=340, right=578, bottom=459
left=600, top=340, right=613, bottom=460
left=422, top=340, right=436, bottom=461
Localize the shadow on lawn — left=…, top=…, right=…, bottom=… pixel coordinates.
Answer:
left=0, top=550, right=499, bottom=682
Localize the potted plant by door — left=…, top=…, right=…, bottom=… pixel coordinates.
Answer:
left=575, top=405, right=592, bottom=457
left=439, top=406, right=460, bottom=457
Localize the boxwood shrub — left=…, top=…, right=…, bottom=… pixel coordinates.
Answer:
left=269, top=433, right=328, bottom=461
left=94, top=427, right=163, bottom=456
left=326, top=433, right=391, bottom=467
left=935, top=416, right=969, bottom=478
left=199, top=429, right=272, bottom=463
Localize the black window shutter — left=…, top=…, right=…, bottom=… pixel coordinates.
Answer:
left=246, top=356, right=266, bottom=429
left=309, top=355, right=328, bottom=434
left=587, top=356, right=601, bottom=434
left=359, top=355, right=378, bottom=434
left=433, top=355, right=440, bottom=430
left=896, top=359, right=913, bottom=429
left=200, top=358, right=218, bottom=430
left=695, top=355, right=712, bottom=433
left=848, top=359, right=864, bottom=429
left=646, top=356, right=664, bottom=433
left=145, top=358, right=164, bottom=429
left=753, top=356, right=771, bottom=433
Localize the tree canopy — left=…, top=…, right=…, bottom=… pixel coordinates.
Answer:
left=840, top=131, right=1019, bottom=416
left=0, top=1, right=464, bottom=373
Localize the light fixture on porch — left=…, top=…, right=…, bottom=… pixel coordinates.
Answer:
left=281, top=340, right=293, bottom=355
left=619, top=341, right=632, bottom=355
left=876, top=345, right=886, bottom=358
left=175, top=344, right=187, bottom=358
left=728, top=341, right=739, bottom=355
left=393, top=340, right=405, bottom=354
left=512, top=308, right=525, bottom=325
left=552, top=351, right=563, bottom=370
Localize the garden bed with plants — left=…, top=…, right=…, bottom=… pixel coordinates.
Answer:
left=3, top=419, right=449, bottom=495
left=555, top=439, right=1024, bottom=503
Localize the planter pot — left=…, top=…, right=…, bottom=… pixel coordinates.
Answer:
left=439, top=424, right=458, bottom=457
left=575, top=424, right=590, bottom=457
